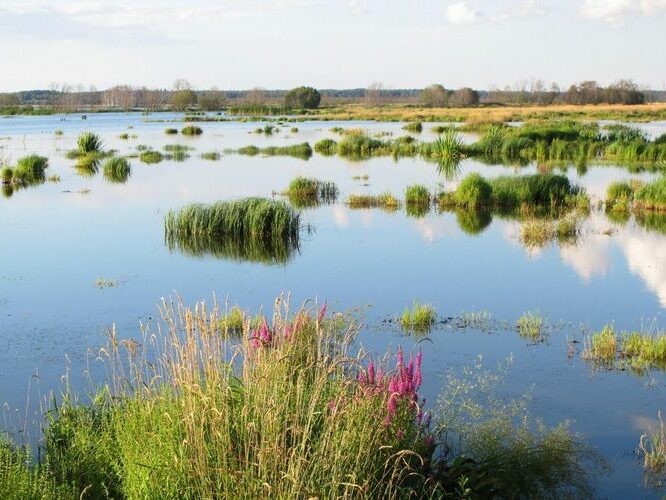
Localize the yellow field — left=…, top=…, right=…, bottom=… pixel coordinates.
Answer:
left=307, top=102, right=666, bottom=123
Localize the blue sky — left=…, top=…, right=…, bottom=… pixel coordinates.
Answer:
left=0, top=0, right=664, bottom=91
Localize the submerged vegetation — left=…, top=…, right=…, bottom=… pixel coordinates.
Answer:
left=164, top=198, right=301, bottom=264
left=282, top=176, right=338, bottom=208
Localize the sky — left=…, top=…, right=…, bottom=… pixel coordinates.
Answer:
left=0, top=0, right=664, bottom=92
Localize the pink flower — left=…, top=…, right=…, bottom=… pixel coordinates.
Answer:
left=318, top=303, right=327, bottom=323
left=368, top=360, right=375, bottom=385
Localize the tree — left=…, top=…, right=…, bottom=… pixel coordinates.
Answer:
left=171, top=89, right=197, bottom=111
left=450, top=87, right=479, bottom=107
left=284, top=86, right=321, bottom=109
left=421, top=84, right=448, bottom=107
left=199, top=87, right=226, bottom=111
left=365, top=82, right=387, bottom=106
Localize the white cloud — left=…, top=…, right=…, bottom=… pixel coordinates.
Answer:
left=446, top=2, right=482, bottom=24
left=581, top=0, right=666, bottom=26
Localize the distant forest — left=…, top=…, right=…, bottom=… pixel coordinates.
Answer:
left=0, top=79, right=664, bottom=112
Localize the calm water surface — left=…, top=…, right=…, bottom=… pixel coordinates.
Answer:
left=1, top=112, right=665, bottom=498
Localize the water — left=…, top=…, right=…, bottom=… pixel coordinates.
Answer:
left=1, top=112, right=665, bottom=497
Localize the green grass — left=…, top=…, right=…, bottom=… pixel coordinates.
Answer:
left=201, top=151, right=221, bottom=160
left=1, top=166, right=13, bottom=184
left=103, top=157, right=131, bottom=184
left=520, top=216, right=580, bottom=248
left=639, top=412, right=666, bottom=483
left=419, top=129, right=465, bottom=166
left=346, top=192, right=401, bottom=210
left=77, top=132, right=103, bottom=155
left=606, top=181, right=634, bottom=212
left=164, top=198, right=301, bottom=264
left=13, top=155, right=48, bottom=184
left=236, top=143, right=313, bottom=160
left=405, top=184, right=430, bottom=205
left=282, top=176, right=338, bottom=208
left=165, top=127, right=179, bottom=135
left=583, top=325, right=666, bottom=372
left=181, top=125, right=203, bottom=136
left=119, top=133, right=129, bottom=140
left=402, top=122, right=423, bottom=133
left=633, top=177, right=666, bottom=212
left=516, top=311, right=546, bottom=342
left=139, top=150, right=164, bottom=164
left=314, top=138, right=337, bottom=156
left=453, top=173, right=492, bottom=209
left=400, top=301, right=436, bottom=333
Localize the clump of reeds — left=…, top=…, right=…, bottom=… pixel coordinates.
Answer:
left=633, top=177, right=666, bottom=212
left=13, top=155, right=49, bottom=185
left=201, top=151, right=221, bottom=160
left=1, top=166, right=14, bottom=185
left=400, top=301, right=436, bottom=333
left=405, top=184, right=431, bottom=206
left=181, top=125, right=203, bottom=136
left=519, top=216, right=580, bottom=248
left=605, top=181, right=634, bottom=212
left=165, top=128, right=178, bottom=135
left=403, top=122, right=423, bottom=133
left=516, top=311, right=546, bottom=342
left=165, top=198, right=301, bottom=264
left=236, top=143, right=313, bottom=160
left=314, top=138, right=337, bottom=156
left=103, top=157, right=131, bottom=184
left=346, top=193, right=401, bottom=210
left=453, top=173, right=492, bottom=209
left=119, top=133, right=129, bottom=140
left=139, top=150, right=164, bottom=164
left=639, top=412, right=666, bottom=483
left=282, top=176, right=338, bottom=208
left=77, top=132, right=103, bottom=155
left=583, top=325, right=666, bottom=372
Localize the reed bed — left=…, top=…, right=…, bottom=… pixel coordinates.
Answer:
left=633, top=177, right=666, bottom=212
left=103, top=157, right=131, bottom=184
left=236, top=143, right=313, bottom=160
left=583, top=325, right=666, bottom=372
left=346, top=193, right=401, bottom=210
left=282, top=176, right=338, bottom=208
left=164, top=198, right=301, bottom=264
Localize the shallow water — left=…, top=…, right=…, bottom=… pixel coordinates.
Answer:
left=1, top=112, right=665, bottom=498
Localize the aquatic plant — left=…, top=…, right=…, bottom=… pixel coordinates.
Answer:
left=201, top=151, right=221, bottom=160
left=403, top=122, right=423, bottom=133
left=633, top=177, right=666, bottom=211
left=420, top=129, right=465, bottom=166
left=236, top=143, right=313, bottom=160
left=139, top=150, right=164, bottom=164
left=181, top=125, right=203, bottom=136
left=1, top=166, right=13, bottom=184
left=217, top=306, right=246, bottom=336
left=103, top=157, right=131, bottom=184
left=606, top=181, right=633, bottom=211
left=639, top=412, right=666, bottom=484
left=314, top=138, right=337, bottom=156
left=282, top=176, right=338, bottom=208
left=400, top=302, right=436, bottom=333
left=164, top=198, right=301, bottom=264
left=453, top=173, right=492, bottom=209
left=516, top=311, right=545, bottom=342
left=119, top=133, right=129, bottom=140
left=290, top=127, right=299, bottom=133
left=13, top=155, right=48, bottom=184
left=165, top=128, right=178, bottom=135
left=77, top=132, right=103, bottom=155
left=405, top=185, right=431, bottom=205
left=54, top=129, right=63, bottom=136
left=346, top=193, right=401, bottom=210
left=583, top=325, right=666, bottom=372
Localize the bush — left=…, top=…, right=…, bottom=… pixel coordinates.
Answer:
left=284, top=86, right=321, bottom=109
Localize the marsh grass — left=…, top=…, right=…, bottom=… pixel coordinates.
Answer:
left=236, top=143, right=313, bottom=160
left=633, top=177, right=666, bottom=212
left=405, top=184, right=431, bottom=205
left=165, top=128, right=178, bottom=135
left=139, top=150, right=164, bottom=164
left=400, top=302, right=436, bottom=333
left=583, top=325, right=666, bottom=372
left=402, top=122, right=423, bottom=133
left=103, top=157, right=131, bottom=184
left=606, top=181, right=634, bottom=212
left=13, top=155, right=48, bottom=185
left=181, top=125, right=203, bottom=136
left=164, top=198, right=301, bottom=264
left=77, top=132, right=103, bottom=156
left=520, top=216, right=580, bottom=249
left=639, top=412, right=666, bottom=484
left=283, top=176, right=338, bottom=208
left=314, top=138, right=337, bottom=156
left=201, top=151, right=221, bottom=160
left=1, top=166, right=13, bottom=184
left=516, top=311, right=546, bottom=342
left=346, top=193, right=401, bottom=210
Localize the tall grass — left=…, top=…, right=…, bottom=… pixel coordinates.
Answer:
left=402, top=122, right=423, bottom=133
left=236, top=143, right=313, bottom=160
left=346, top=193, right=401, bottom=210
left=405, top=185, right=430, bottom=205
left=606, top=181, right=634, bottom=211
left=633, top=177, right=666, bottom=211
left=77, top=132, right=103, bottom=155
left=583, top=325, right=666, bottom=373
left=165, top=198, right=301, bottom=264
left=103, top=157, right=131, bottom=184
left=181, top=125, right=203, bottom=136
left=13, top=155, right=48, bottom=184
left=400, top=302, right=436, bottom=333
left=314, top=138, right=338, bottom=156
left=639, top=412, right=666, bottom=484
left=139, top=150, right=164, bottom=164
left=283, top=176, right=338, bottom=208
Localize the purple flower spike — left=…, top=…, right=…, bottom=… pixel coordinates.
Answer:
left=368, top=360, right=375, bottom=385
left=318, top=302, right=327, bottom=323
